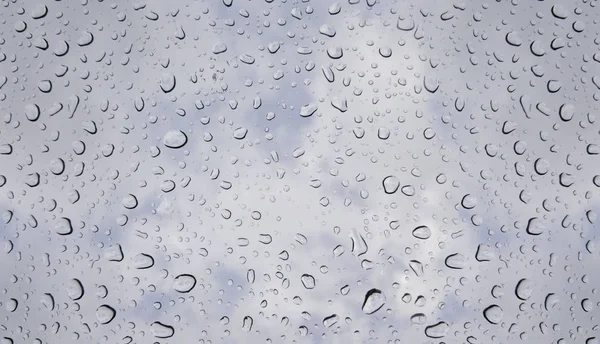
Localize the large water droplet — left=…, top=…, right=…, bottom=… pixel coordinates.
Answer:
left=66, top=278, right=84, bottom=300
left=445, top=253, right=467, bottom=269
left=133, top=253, right=155, bottom=269
left=163, top=130, right=188, bottom=149
left=105, top=244, right=124, bottom=262
left=515, top=278, right=534, bottom=300
left=301, top=274, right=315, bottom=289
left=96, top=305, right=116, bottom=324
left=362, top=288, right=386, bottom=314
left=382, top=176, right=400, bottom=194
left=425, top=322, right=449, bottom=338
left=412, top=225, right=432, bottom=240
left=151, top=322, right=174, bottom=338
left=483, top=305, right=503, bottom=324
left=54, top=218, right=73, bottom=235
left=173, top=274, right=197, bottom=293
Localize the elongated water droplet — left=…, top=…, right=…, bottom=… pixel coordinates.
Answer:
left=362, top=288, right=386, bottom=314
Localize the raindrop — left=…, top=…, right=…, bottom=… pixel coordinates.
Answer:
left=53, top=40, right=69, bottom=56
left=242, top=316, right=253, bottom=332
left=212, top=43, right=227, bottom=54
left=160, top=73, right=176, bottom=93
left=328, top=3, right=341, bottom=15
left=559, top=103, right=574, bottom=121
left=410, top=313, right=427, bottom=325
left=425, top=322, right=449, bottom=338
left=163, top=130, right=188, bottom=149
left=96, top=305, right=116, bottom=325
left=300, top=103, right=318, bottom=117
left=526, top=217, right=545, bottom=235
left=319, top=25, right=336, bottom=37
left=173, top=274, right=197, bottom=293
left=66, top=279, right=84, bottom=300
left=5, top=299, right=17, bottom=312
left=54, top=218, right=73, bottom=235
left=301, top=274, right=315, bottom=289
left=77, top=31, right=94, bottom=46
left=133, top=253, right=155, bottom=269
left=323, top=314, right=339, bottom=328
left=515, top=278, right=534, bottom=300
left=31, top=4, right=48, bottom=19
left=40, top=293, right=54, bottom=311
left=151, top=322, right=174, bottom=338
left=122, top=194, right=138, bottom=209
left=423, top=75, right=439, bottom=93
left=38, top=80, right=52, bottom=93
left=362, top=288, right=386, bottom=314
left=551, top=5, right=568, bottom=19
left=505, top=31, right=522, bottom=46
left=105, top=244, right=124, bottom=262
left=382, top=176, right=400, bottom=194
left=445, top=253, right=467, bottom=269
left=379, top=46, right=392, bottom=58
left=475, top=244, right=494, bottom=262
left=233, top=127, right=248, bottom=140
left=24, top=104, right=40, bottom=121
left=483, top=305, right=503, bottom=324
left=412, top=225, right=432, bottom=240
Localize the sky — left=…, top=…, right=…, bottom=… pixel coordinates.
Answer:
left=0, top=0, right=600, bottom=343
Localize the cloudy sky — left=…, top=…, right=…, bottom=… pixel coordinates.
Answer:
left=0, top=0, right=599, bottom=343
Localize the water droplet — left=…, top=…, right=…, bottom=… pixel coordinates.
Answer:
left=163, top=130, right=188, bottom=149
left=233, top=127, right=248, bottom=140
left=526, top=217, right=545, bottom=235
left=133, top=253, right=155, bottom=269
left=544, top=293, right=559, bottom=310
left=412, top=225, right=432, bottom=240
left=505, top=31, right=522, bottom=46
left=301, top=274, right=315, bottom=289
left=212, top=43, right=227, bottom=54
left=151, top=322, right=174, bottom=338
left=96, top=305, right=116, bottom=324
left=515, top=278, right=534, bottom=300
left=105, top=244, right=124, bottom=262
left=77, top=31, right=94, bottom=46
left=300, top=103, right=318, bottom=117
left=551, top=5, right=568, bottom=19
left=160, top=73, right=176, bottom=93
left=54, top=217, right=73, bottom=235
left=582, top=298, right=593, bottom=312
left=122, top=194, right=138, bottom=209
left=475, top=244, right=494, bottom=262
left=362, top=288, right=386, bottom=314
left=5, top=299, right=17, bottom=312
left=323, top=314, right=339, bottom=328
left=242, top=316, right=253, bottom=332
left=425, top=322, right=449, bottom=338
left=410, top=313, right=427, bottom=325
left=483, top=305, right=503, bottom=324
left=382, top=176, right=400, bottom=194
left=66, top=278, right=84, bottom=300
left=319, top=24, right=336, bottom=37
left=379, top=46, right=392, bottom=58
left=173, top=274, right=197, bottom=293
left=40, top=293, right=54, bottom=311
left=461, top=194, right=477, bottom=209
left=31, top=4, right=48, bottom=19
left=24, top=104, right=40, bottom=121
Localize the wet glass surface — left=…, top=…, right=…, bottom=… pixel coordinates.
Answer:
left=0, top=0, right=600, bottom=343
